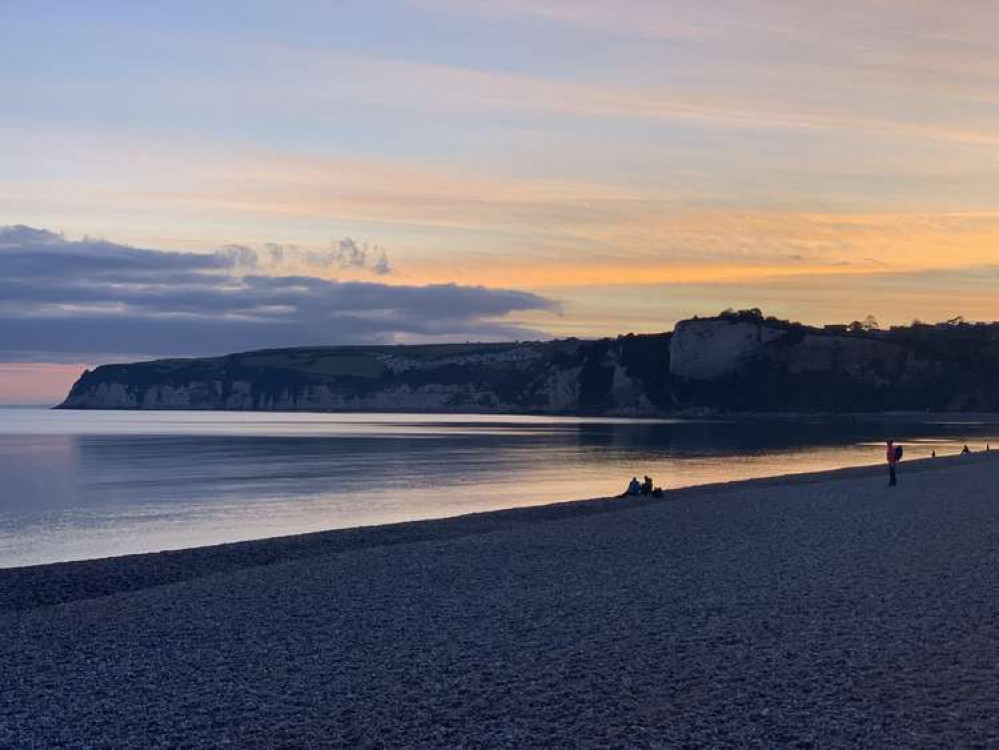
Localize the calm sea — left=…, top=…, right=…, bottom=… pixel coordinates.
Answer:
left=1, top=407, right=997, bottom=568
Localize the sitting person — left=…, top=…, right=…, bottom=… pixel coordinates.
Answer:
left=651, top=486, right=664, bottom=499
left=641, top=475, right=653, bottom=496
left=623, top=476, right=642, bottom=496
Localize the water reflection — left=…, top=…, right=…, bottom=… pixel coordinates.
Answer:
left=1, top=408, right=997, bottom=568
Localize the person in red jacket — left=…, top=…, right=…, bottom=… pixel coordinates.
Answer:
left=886, top=440, right=901, bottom=487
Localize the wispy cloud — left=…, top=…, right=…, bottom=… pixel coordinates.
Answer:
left=416, top=0, right=997, bottom=50
left=10, top=30, right=999, bottom=152
left=223, top=238, right=393, bottom=277
left=410, top=0, right=720, bottom=40
left=527, top=264, right=999, bottom=340
left=405, top=0, right=999, bottom=148
left=5, top=0, right=999, bottom=351
left=245, top=45, right=999, bottom=149
left=7, top=138, right=999, bottom=293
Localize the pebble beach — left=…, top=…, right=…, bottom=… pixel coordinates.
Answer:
left=2, top=453, right=999, bottom=748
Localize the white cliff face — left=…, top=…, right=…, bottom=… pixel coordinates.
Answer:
left=63, top=357, right=661, bottom=414
left=669, top=319, right=785, bottom=380
left=540, top=366, right=581, bottom=412
left=75, top=382, right=139, bottom=408
left=140, top=382, right=223, bottom=409
left=55, top=320, right=999, bottom=414
left=605, top=354, right=655, bottom=414
left=64, top=381, right=518, bottom=412
left=223, top=381, right=255, bottom=410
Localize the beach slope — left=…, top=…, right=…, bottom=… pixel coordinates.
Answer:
left=3, top=455, right=999, bottom=747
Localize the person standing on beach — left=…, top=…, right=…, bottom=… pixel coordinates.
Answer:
left=886, top=440, right=901, bottom=487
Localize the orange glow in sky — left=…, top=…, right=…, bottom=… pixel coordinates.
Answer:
left=3, top=1, right=999, bottom=401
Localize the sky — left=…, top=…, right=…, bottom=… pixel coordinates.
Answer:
left=2, top=0, right=999, bottom=403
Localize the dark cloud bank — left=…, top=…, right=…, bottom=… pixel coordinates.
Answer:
left=0, top=226, right=558, bottom=362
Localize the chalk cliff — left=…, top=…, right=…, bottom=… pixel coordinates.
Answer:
left=60, top=335, right=672, bottom=415
left=669, top=318, right=787, bottom=380
left=59, top=313, right=999, bottom=413
left=667, top=313, right=997, bottom=412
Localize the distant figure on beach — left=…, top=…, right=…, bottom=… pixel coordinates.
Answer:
left=641, top=475, right=653, bottom=496
left=652, top=487, right=664, bottom=499
left=932, top=450, right=936, bottom=458
left=886, top=440, right=902, bottom=487
left=624, top=477, right=642, bottom=496
left=962, top=444, right=971, bottom=455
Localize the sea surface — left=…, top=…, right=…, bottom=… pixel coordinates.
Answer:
left=1, top=407, right=997, bottom=568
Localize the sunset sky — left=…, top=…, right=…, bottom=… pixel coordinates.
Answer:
left=3, top=1, right=999, bottom=402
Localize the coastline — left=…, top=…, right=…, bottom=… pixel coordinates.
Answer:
left=4, top=451, right=999, bottom=747
left=47, top=402, right=999, bottom=421
left=0, top=451, right=988, bottom=606
left=6, top=406, right=998, bottom=573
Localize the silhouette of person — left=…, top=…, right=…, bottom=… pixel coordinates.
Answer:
left=886, top=440, right=900, bottom=487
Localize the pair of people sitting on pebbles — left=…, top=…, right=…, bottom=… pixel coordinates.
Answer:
left=622, top=475, right=664, bottom=499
